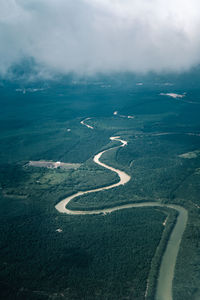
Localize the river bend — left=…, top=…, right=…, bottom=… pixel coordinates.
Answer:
left=55, top=136, right=188, bottom=300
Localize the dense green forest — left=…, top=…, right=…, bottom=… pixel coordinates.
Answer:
left=1, top=71, right=200, bottom=299
left=0, top=207, right=166, bottom=300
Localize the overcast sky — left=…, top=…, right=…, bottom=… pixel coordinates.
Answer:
left=1, top=0, right=200, bottom=76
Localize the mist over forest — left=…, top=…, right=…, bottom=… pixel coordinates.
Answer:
left=1, top=1, right=200, bottom=300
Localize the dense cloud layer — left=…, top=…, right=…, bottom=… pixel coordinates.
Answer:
left=1, top=0, right=200, bottom=76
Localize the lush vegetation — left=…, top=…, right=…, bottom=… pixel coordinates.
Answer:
left=1, top=70, right=200, bottom=299
left=0, top=206, right=166, bottom=300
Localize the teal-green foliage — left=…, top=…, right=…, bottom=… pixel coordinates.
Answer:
left=1, top=72, right=200, bottom=299
left=69, top=133, right=200, bottom=210
left=0, top=207, right=165, bottom=300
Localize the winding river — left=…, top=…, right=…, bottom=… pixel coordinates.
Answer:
left=55, top=136, right=188, bottom=300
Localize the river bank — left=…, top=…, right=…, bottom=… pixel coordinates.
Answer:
left=55, top=136, right=188, bottom=300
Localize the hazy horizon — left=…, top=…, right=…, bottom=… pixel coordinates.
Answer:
left=1, top=0, right=200, bottom=78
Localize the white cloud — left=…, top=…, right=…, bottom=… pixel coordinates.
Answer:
left=1, top=0, right=200, bottom=76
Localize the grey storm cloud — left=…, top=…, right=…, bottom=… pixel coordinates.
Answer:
left=1, top=0, right=200, bottom=75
